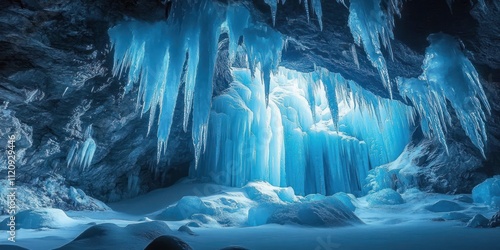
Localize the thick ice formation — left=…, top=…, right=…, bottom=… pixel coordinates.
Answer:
left=348, top=0, right=404, bottom=98
left=472, top=176, right=500, bottom=209
left=66, top=125, right=96, bottom=171
left=109, top=3, right=283, bottom=166
left=196, top=66, right=414, bottom=196
left=397, top=33, right=490, bottom=157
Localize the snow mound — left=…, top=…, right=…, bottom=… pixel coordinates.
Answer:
left=467, top=214, right=489, bottom=228
left=156, top=196, right=217, bottom=221
left=0, top=208, right=76, bottom=229
left=56, top=221, right=171, bottom=250
left=144, top=235, right=193, bottom=250
left=425, top=200, right=464, bottom=212
left=249, top=196, right=362, bottom=227
left=366, top=189, right=404, bottom=206
left=472, top=176, right=500, bottom=208
left=441, top=212, right=471, bottom=222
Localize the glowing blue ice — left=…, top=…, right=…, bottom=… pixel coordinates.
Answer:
left=197, top=66, right=415, bottom=196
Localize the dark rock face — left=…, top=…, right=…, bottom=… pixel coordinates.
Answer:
left=0, top=0, right=499, bottom=211
left=0, top=0, right=193, bottom=207
left=489, top=210, right=500, bottom=228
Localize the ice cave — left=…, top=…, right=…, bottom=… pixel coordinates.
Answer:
left=0, top=0, right=499, bottom=249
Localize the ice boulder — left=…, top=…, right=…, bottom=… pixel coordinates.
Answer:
left=56, top=221, right=171, bottom=250
left=472, top=176, right=500, bottom=208
left=333, top=192, right=357, bottom=211
left=156, top=196, right=216, bottom=221
left=425, top=200, right=464, bottom=212
left=0, top=208, right=75, bottom=229
left=366, top=189, right=404, bottom=206
left=249, top=196, right=363, bottom=227
left=244, top=182, right=296, bottom=203
left=466, top=214, right=490, bottom=228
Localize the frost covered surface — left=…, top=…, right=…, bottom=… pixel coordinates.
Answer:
left=397, top=33, right=491, bottom=157
left=0, top=208, right=76, bottom=230
left=197, top=66, right=414, bottom=196
left=0, top=177, right=109, bottom=215
left=3, top=181, right=500, bottom=250
left=154, top=181, right=361, bottom=227
left=472, top=176, right=500, bottom=209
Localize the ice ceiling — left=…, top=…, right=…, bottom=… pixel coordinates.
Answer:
left=106, top=0, right=490, bottom=196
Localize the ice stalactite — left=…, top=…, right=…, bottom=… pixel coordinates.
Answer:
left=348, top=0, right=404, bottom=98
left=397, top=33, right=490, bottom=157
left=110, top=3, right=284, bottom=167
left=262, top=0, right=347, bottom=31
left=197, top=66, right=415, bottom=196
left=66, top=125, right=96, bottom=171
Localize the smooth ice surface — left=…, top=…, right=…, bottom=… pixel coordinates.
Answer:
left=197, top=66, right=414, bottom=196
left=425, top=200, right=464, bottom=213
left=472, top=175, right=500, bottom=209
left=397, top=33, right=490, bottom=157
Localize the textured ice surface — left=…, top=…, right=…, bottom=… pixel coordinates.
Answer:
left=155, top=181, right=361, bottom=228
left=397, top=33, right=490, bottom=157
left=472, top=175, right=500, bottom=209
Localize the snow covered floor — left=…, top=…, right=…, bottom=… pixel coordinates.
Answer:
left=1, top=180, right=499, bottom=250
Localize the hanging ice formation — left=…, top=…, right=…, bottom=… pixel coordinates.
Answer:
left=109, top=2, right=284, bottom=166
left=196, top=66, right=415, bottom=196
left=397, top=33, right=490, bottom=157
left=263, top=0, right=346, bottom=30
left=348, top=0, right=404, bottom=98
left=66, top=125, right=96, bottom=171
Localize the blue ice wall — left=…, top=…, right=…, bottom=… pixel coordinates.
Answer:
left=197, top=66, right=415, bottom=196
left=397, top=33, right=491, bottom=157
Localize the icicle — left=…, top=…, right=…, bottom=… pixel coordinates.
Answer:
left=347, top=0, right=405, bottom=98
left=397, top=33, right=490, bottom=157
left=351, top=44, right=360, bottom=69
left=66, top=125, right=96, bottom=171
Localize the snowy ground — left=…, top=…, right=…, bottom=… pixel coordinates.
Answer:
left=1, top=180, right=499, bottom=250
